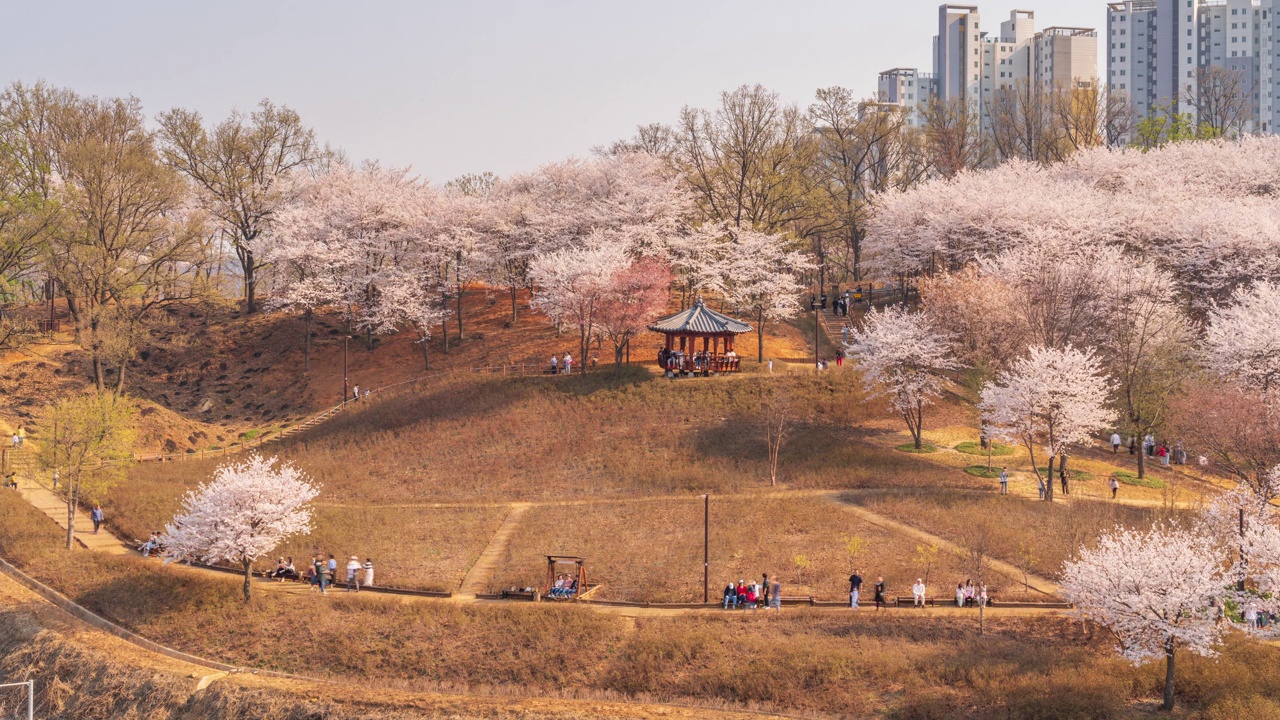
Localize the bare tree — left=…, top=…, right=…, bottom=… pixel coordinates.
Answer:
left=1185, top=66, right=1255, bottom=139
left=158, top=100, right=323, bottom=314
left=808, top=88, right=928, bottom=280
left=919, top=97, right=989, bottom=178
left=759, top=384, right=793, bottom=487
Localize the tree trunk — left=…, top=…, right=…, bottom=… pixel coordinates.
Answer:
left=65, top=484, right=76, bottom=550
left=456, top=258, right=465, bottom=341
left=114, top=364, right=126, bottom=396
left=420, top=335, right=431, bottom=371
left=240, top=245, right=259, bottom=315
left=1059, top=453, right=1069, bottom=495
left=756, top=309, right=765, bottom=363
left=1137, top=443, right=1146, bottom=479
left=304, top=309, right=312, bottom=372
left=1045, top=455, right=1056, bottom=502
left=913, top=400, right=924, bottom=450
left=441, top=314, right=449, bottom=354
left=1163, top=646, right=1176, bottom=712
left=242, top=558, right=253, bottom=603
left=93, top=356, right=105, bottom=393
left=510, top=285, right=519, bottom=323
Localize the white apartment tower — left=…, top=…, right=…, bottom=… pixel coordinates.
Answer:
left=1107, top=0, right=1279, bottom=133
left=878, top=4, right=1098, bottom=130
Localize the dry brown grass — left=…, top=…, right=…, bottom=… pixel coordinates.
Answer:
left=851, top=490, right=1187, bottom=581
left=5, top=490, right=1280, bottom=718
left=491, top=495, right=1031, bottom=602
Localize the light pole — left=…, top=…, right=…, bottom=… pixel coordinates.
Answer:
left=703, top=493, right=710, bottom=604
left=342, top=336, right=350, bottom=406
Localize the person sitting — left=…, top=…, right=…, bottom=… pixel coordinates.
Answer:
left=279, top=557, right=299, bottom=581
left=139, top=532, right=160, bottom=557
left=735, top=580, right=747, bottom=609
left=955, top=583, right=965, bottom=607
left=912, top=578, right=927, bottom=607
left=962, top=579, right=975, bottom=606
left=270, top=557, right=288, bottom=578
left=978, top=584, right=989, bottom=607
left=745, top=586, right=758, bottom=610
left=2, top=472, right=16, bottom=490
left=723, top=582, right=737, bottom=609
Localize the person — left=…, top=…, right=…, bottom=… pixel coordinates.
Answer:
left=820, top=293, right=827, bottom=310
left=912, top=578, right=926, bottom=607
left=563, top=353, right=573, bottom=374
left=1245, top=603, right=1259, bottom=630
left=363, top=389, right=371, bottom=400
left=1158, top=444, right=1170, bottom=467
left=735, top=580, right=747, bottom=609
left=52, top=469, right=59, bottom=490
left=1111, top=432, right=1121, bottom=454
left=767, top=359, right=773, bottom=375
left=550, top=355, right=559, bottom=375
left=835, top=349, right=844, bottom=368
left=769, top=580, right=781, bottom=612
left=1060, top=466, right=1069, bottom=496
left=874, top=577, right=886, bottom=610
left=722, top=581, right=737, bottom=609
left=998, top=467, right=1009, bottom=495
left=313, top=555, right=328, bottom=595
left=1175, top=441, right=1187, bottom=465
left=9, top=433, right=16, bottom=449
left=978, top=584, right=989, bottom=607
left=1110, top=475, right=1120, bottom=500
left=362, top=558, right=374, bottom=587
left=849, top=571, right=863, bottom=608
left=955, top=583, right=965, bottom=607
left=746, top=584, right=758, bottom=610
left=841, top=325, right=849, bottom=344
left=1145, top=434, right=1155, bottom=457
left=761, top=572, right=770, bottom=608
left=346, top=556, right=361, bottom=592
left=963, top=579, right=975, bottom=606
left=327, top=554, right=338, bottom=588
left=91, top=505, right=104, bottom=534
left=15, top=426, right=24, bottom=447
left=140, top=532, right=159, bottom=557
left=2, top=472, right=16, bottom=490
left=352, top=385, right=359, bottom=402
left=1128, top=436, right=1137, bottom=456
left=1037, top=476, right=1046, bottom=501
left=808, top=295, right=816, bottom=311
left=271, top=557, right=288, bottom=578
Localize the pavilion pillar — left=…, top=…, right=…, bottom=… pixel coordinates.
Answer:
left=702, top=336, right=709, bottom=353
left=665, top=334, right=673, bottom=351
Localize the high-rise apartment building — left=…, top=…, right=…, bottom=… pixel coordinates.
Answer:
left=877, top=4, right=1098, bottom=130
left=1107, top=0, right=1279, bottom=133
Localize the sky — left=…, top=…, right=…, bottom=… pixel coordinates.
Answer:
left=3, top=1, right=1108, bottom=180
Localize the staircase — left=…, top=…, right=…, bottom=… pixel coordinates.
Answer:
left=2, top=445, right=37, bottom=486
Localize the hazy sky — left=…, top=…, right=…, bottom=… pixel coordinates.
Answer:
left=4, top=1, right=1107, bottom=180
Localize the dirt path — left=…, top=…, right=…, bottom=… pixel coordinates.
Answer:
left=832, top=496, right=1063, bottom=598
left=456, top=502, right=529, bottom=597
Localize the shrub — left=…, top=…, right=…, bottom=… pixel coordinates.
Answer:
left=964, top=466, right=1001, bottom=479
left=1202, top=695, right=1280, bottom=720
left=896, top=443, right=939, bottom=454
left=1114, top=471, right=1165, bottom=489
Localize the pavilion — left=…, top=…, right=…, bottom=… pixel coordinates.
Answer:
left=648, top=298, right=752, bottom=375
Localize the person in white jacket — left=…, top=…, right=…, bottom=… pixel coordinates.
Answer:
left=362, top=558, right=374, bottom=587
left=912, top=578, right=927, bottom=607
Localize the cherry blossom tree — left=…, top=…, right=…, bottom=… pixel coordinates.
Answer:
left=1062, top=524, right=1228, bottom=712
left=162, top=455, right=319, bottom=602
left=849, top=306, right=958, bottom=450
left=361, top=266, right=449, bottom=370
left=595, top=259, right=672, bottom=375
left=1171, top=380, right=1280, bottom=500
left=980, top=345, right=1115, bottom=500
left=723, top=228, right=812, bottom=362
left=530, top=240, right=630, bottom=375
left=1206, top=281, right=1280, bottom=397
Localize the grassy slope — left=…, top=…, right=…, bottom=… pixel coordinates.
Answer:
left=5, top=491, right=1280, bottom=718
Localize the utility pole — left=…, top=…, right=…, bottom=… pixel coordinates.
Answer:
left=703, top=494, right=710, bottom=604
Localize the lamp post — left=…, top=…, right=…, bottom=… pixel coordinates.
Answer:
left=703, top=493, right=710, bottom=604
left=342, top=336, right=350, bottom=406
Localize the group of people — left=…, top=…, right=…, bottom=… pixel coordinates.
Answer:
left=1111, top=433, right=1188, bottom=467
left=952, top=579, right=989, bottom=607
left=297, top=553, right=375, bottom=594
left=848, top=572, right=989, bottom=609
left=722, top=575, right=782, bottom=611
left=848, top=571, right=886, bottom=609
left=549, top=353, right=574, bottom=375
left=9, top=427, right=24, bottom=448
left=809, top=289, right=863, bottom=317
left=548, top=572, right=580, bottom=599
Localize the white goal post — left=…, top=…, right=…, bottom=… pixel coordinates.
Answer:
left=0, top=681, right=32, bottom=720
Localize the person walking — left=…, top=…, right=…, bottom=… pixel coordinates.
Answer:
left=998, top=467, right=1009, bottom=495
left=767, top=359, right=774, bottom=375
left=52, top=469, right=59, bottom=490
left=1036, top=476, right=1046, bottom=500
left=769, top=580, right=782, bottom=613
left=313, top=555, right=328, bottom=595
left=550, top=355, right=559, bottom=374
left=1110, top=475, right=1120, bottom=500
left=912, top=578, right=926, bottom=607
left=327, top=554, right=338, bottom=588
left=91, top=505, right=104, bottom=534
left=362, top=558, right=375, bottom=587
left=15, top=427, right=24, bottom=447
left=9, top=432, right=16, bottom=449
left=850, top=570, right=863, bottom=608
left=1110, top=432, right=1121, bottom=454
left=563, top=353, right=573, bottom=374
left=352, top=385, right=359, bottom=402
left=1128, top=436, right=1137, bottom=456
left=1158, top=444, right=1170, bottom=467
left=874, top=577, right=886, bottom=610
left=346, top=556, right=361, bottom=592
